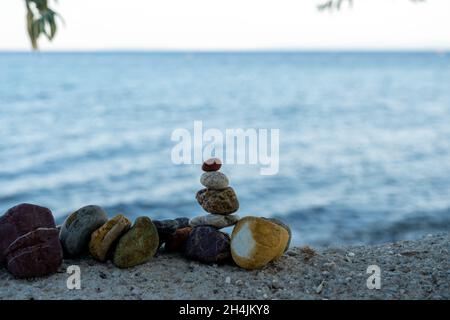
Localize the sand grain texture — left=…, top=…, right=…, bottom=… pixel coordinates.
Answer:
left=1, top=234, right=448, bottom=300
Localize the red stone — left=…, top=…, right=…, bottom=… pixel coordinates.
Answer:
left=165, top=227, right=192, bottom=252
left=202, top=158, right=222, bottom=172
left=0, top=203, right=56, bottom=266
left=5, top=228, right=63, bottom=278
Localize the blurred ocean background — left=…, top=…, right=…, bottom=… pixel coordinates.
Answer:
left=1, top=51, right=449, bottom=247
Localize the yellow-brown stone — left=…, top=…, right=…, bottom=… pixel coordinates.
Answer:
left=89, top=214, right=131, bottom=262
left=230, top=216, right=289, bottom=270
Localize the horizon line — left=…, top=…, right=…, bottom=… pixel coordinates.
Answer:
left=0, top=48, right=449, bottom=54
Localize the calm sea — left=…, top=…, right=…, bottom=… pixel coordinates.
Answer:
left=1, top=52, right=449, bottom=246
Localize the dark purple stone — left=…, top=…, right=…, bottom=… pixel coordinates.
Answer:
left=184, top=226, right=231, bottom=264
left=5, top=228, right=62, bottom=278
left=0, top=203, right=56, bottom=266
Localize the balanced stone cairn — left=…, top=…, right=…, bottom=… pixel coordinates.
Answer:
left=184, top=158, right=240, bottom=264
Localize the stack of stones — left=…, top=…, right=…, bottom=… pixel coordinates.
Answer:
left=183, top=158, right=240, bottom=264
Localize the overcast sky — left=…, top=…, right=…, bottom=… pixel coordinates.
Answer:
left=1, top=0, right=450, bottom=50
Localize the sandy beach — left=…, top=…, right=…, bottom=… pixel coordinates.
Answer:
left=0, top=233, right=448, bottom=300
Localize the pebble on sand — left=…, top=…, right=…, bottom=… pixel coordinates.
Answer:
left=59, top=205, right=108, bottom=257
left=0, top=203, right=56, bottom=266
left=89, top=214, right=131, bottom=262
left=153, top=218, right=190, bottom=247
left=262, top=217, right=291, bottom=252
left=165, top=227, right=193, bottom=252
left=113, top=217, right=159, bottom=268
left=6, top=228, right=63, bottom=279
left=0, top=203, right=62, bottom=278
left=230, top=216, right=289, bottom=270
left=184, top=226, right=231, bottom=264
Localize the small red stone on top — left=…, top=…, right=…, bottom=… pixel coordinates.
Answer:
left=202, top=158, right=222, bottom=172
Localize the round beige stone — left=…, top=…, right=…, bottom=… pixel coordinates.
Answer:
left=230, top=216, right=289, bottom=270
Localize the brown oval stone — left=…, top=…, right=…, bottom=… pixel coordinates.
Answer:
left=196, top=187, right=239, bottom=215
left=165, top=227, right=192, bottom=252
left=202, top=158, right=222, bottom=172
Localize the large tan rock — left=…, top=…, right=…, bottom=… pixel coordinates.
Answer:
left=230, top=216, right=289, bottom=270
left=89, top=214, right=131, bottom=262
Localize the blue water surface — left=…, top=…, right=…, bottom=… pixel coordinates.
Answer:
left=1, top=52, right=449, bottom=246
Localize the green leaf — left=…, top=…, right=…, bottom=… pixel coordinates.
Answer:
left=25, top=0, right=61, bottom=50
left=49, top=14, right=57, bottom=39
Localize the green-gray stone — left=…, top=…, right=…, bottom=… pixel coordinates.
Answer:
left=59, top=205, right=108, bottom=257
left=113, top=217, right=159, bottom=268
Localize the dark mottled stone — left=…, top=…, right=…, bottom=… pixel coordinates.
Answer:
left=0, top=203, right=55, bottom=266
left=174, top=217, right=190, bottom=229
left=184, top=226, right=231, bottom=263
left=196, top=187, right=239, bottom=215
left=153, top=219, right=178, bottom=235
left=5, top=228, right=62, bottom=278
left=263, top=217, right=291, bottom=252
left=59, top=205, right=108, bottom=257
left=165, top=227, right=192, bottom=252
left=153, top=217, right=191, bottom=246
